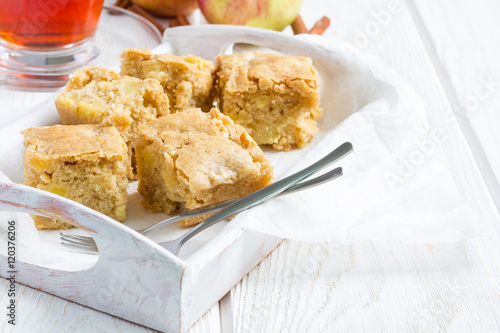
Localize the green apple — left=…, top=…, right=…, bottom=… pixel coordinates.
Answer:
left=197, top=0, right=303, bottom=31
left=131, top=0, right=198, bottom=16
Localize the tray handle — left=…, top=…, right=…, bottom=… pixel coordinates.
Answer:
left=0, top=181, right=184, bottom=331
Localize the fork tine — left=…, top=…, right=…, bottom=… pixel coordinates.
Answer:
left=60, top=235, right=98, bottom=250
left=60, top=233, right=97, bottom=244
left=61, top=241, right=99, bottom=253
left=60, top=237, right=97, bottom=249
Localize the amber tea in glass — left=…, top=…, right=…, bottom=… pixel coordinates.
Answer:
left=0, top=0, right=104, bottom=50
left=0, top=0, right=104, bottom=90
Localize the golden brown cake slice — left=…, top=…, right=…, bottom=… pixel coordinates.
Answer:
left=22, top=124, right=129, bottom=230
left=55, top=66, right=170, bottom=178
left=135, top=107, right=273, bottom=227
left=120, top=48, right=217, bottom=112
left=216, top=52, right=322, bottom=151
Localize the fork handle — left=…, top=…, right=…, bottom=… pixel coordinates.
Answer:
left=142, top=166, right=343, bottom=235
left=175, top=142, right=353, bottom=252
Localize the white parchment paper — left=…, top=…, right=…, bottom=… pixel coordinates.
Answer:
left=228, top=36, right=496, bottom=243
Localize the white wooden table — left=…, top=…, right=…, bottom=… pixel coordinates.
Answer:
left=2, top=0, right=500, bottom=331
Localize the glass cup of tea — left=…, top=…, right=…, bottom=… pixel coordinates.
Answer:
left=0, top=0, right=104, bottom=90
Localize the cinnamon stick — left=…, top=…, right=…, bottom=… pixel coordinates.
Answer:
left=308, top=16, right=330, bottom=35
left=291, top=15, right=308, bottom=35
left=176, top=15, right=190, bottom=26
left=114, top=0, right=130, bottom=8
left=170, top=19, right=180, bottom=28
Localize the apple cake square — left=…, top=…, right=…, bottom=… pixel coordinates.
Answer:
left=216, top=52, right=322, bottom=151
left=22, top=124, right=129, bottom=229
left=135, top=107, right=273, bottom=227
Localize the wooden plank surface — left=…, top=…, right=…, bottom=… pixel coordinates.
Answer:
left=415, top=0, right=500, bottom=182
left=230, top=0, right=500, bottom=331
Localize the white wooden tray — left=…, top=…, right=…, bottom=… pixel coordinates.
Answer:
left=0, top=26, right=358, bottom=332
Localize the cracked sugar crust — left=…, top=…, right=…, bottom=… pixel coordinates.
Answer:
left=216, top=52, right=322, bottom=151
left=218, top=52, right=320, bottom=90
left=55, top=66, right=170, bottom=178
left=22, top=124, right=127, bottom=161
left=22, top=124, right=129, bottom=229
left=120, top=48, right=217, bottom=112
left=136, top=108, right=273, bottom=226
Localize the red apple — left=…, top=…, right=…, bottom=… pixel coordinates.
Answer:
left=131, top=0, right=198, bottom=16
left=198, top=0, right=303, bottom=31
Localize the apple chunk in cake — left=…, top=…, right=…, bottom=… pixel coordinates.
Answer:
left=216, top=52, right=322, bottom=151
left=22, top=125, right=129, bottom=230
left=135, top=107, right=273, bottom=227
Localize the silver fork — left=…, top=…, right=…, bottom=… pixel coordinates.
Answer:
left=59, top=167, right=344, bottom=253
left=60, top=167, right=342, bottom=248
left=61, top=142, right=353, bottom=255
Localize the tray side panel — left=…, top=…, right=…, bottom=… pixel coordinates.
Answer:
left=180, top=227, right=281, bottom=331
